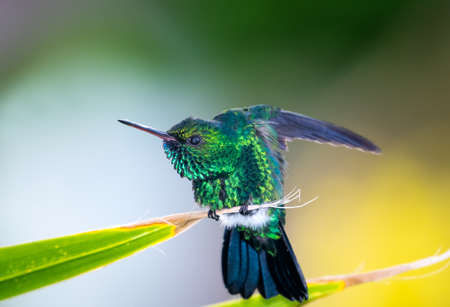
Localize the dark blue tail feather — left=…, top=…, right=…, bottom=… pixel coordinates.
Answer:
left=222, top=226, right=308, bottom=302
left=257, top=250, right=279, bottom=298
left=268, top=225, right=308, bottom=301
left=242, top=245, right=260, bottom=298
left=223, top=228, right=242, bottom=293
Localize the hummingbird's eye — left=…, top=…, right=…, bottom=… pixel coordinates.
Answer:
left=188, top=135, right=202, bottom=145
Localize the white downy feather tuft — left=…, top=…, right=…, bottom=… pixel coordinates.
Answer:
left=219, top=208, right=270, bottom=230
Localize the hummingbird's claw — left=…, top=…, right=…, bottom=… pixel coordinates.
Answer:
left=240, top=196, right=253, bottom=215
left=208, top=209, right=220, bottom=221
left=239, top=203, right=250, bottom=215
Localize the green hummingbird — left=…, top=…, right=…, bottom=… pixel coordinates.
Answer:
left=119, top=105, right=380, bottom=302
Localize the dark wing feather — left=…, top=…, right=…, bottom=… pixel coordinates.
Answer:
left=214, top=104, right=380, bottom=153
left=271, top=109, right=381, bottom=154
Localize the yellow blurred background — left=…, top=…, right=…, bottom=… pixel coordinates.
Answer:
left=0, top=1, right=449, bottom=306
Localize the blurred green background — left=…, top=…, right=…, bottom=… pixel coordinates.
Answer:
left=1, top=1, right=449, bottom=306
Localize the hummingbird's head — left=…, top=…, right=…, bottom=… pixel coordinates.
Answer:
left=119, top=118, right=238, bottom=181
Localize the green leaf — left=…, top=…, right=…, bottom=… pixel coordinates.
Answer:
left=0, top=211, right=206, bottom=301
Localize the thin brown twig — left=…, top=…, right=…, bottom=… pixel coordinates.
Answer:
left=308, top=250, right=450, bottom=287
left=123, top=189, right=318, bottom=234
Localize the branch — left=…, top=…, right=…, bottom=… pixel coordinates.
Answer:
left=124, top=188, right=318, bottom=234
left=308, top=249, right=450, bottom=286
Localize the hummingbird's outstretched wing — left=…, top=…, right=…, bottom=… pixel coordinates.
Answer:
left=214, top=105, right=380, bottom=153
left=270, top=108, right=381, bottom=153
left=244, top=105, right=381, bottom=154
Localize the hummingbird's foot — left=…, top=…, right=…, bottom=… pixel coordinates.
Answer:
left=239, top=203, right=250, bottom=215
left=240, top=196, right=254, bottom=215
left=208, top=209, right=220, bottom=221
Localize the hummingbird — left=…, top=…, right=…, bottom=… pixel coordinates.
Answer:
left=119, top=105, right=380, bottom=302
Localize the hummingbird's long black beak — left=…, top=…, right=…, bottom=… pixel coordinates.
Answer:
left=118, top=119, right=176, bottom=141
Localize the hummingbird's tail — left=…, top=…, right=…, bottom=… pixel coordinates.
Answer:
left=221, top=225, right=308, bottom=302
